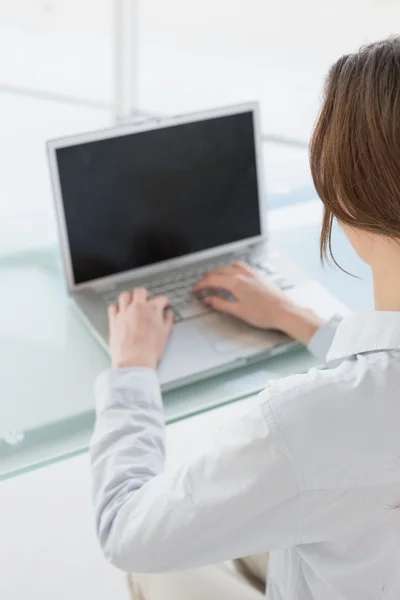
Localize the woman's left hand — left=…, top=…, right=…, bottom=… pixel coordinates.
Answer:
left=109, top=288, right=174, bottom=370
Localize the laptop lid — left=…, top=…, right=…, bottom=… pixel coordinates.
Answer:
left=47, top=102, right=266, bottom=292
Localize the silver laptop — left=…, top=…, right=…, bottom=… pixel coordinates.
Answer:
left=47, top=102, right=336, bottom=391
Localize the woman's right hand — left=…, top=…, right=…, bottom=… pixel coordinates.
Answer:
left=194, top=262, right=324, bottom=346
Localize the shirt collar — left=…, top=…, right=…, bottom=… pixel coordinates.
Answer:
left=327, top=311, right=400, bottom=362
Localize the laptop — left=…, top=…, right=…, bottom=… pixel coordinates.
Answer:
left=47, top=102, right=341, bottom=391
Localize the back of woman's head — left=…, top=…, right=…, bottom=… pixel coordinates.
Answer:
left=310, top=36, right=400, bottom=261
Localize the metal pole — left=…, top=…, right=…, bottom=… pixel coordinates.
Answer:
left=113, top=0, right=138, bottom=122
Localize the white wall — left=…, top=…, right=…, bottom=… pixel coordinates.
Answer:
left=0, top=455, right=129, bottom=600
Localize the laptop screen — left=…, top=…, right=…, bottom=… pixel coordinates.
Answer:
left=55, top=110, right=261, bottom=285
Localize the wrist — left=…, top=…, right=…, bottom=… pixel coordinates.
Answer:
left=112, top=354, right=158, bottom=370
left=276, top=301, right=325, bottom=346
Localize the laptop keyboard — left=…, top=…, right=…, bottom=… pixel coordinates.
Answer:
left=103, top=253, right=294, bottom=323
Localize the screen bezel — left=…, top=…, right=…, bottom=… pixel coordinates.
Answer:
left=47, top=102, right=267, bottom=292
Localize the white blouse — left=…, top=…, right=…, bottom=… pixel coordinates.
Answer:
left=90, top=312, right=400, bottom=600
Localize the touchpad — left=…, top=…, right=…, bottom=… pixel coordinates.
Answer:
left=197, top=314, right=271, bottom=354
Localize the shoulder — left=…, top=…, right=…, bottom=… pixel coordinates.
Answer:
left=260, top=356, right=359, bottom=426
left=258, top=356, right=378, bottom=491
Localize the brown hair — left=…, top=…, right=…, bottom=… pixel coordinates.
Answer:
left=310, top=37, right=400, bottom=264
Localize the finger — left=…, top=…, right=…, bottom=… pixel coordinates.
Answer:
left=118, top=290, right=132, bottom=309
left=132, top=287, right=149, bottom=303
left=194, top=273, right=234, bottom=292
left=164, top=309, right=175, bottom=330
left=151, top=295, right=170, bottom=310
left=231, top=261, right=252, bottom=272
left=204, top=295, right=239, bottom=316
left=108, top=303, right=118, bottom=319
left=203, top=265, right=236, bottom=278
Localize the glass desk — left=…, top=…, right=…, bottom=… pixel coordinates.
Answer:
left=0, top=145, right=373, bottom=481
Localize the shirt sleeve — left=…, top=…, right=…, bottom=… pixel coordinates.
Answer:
left=306, top=314, right=343, bottom=362
left=90, top=368, right=305, bottom=573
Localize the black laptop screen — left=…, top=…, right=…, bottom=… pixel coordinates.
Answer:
left=55, top=111, right=261, bottom=285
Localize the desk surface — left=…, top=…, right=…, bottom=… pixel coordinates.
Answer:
left=0, top=144, right=372, bottom=480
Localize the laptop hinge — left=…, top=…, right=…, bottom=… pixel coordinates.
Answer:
left=90, top=280, right=117, bottom=293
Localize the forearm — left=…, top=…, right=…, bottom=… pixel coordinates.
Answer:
left=275, top=301, right=343, bottom=361
left=90, top=368, right=166, bottom=564
left=276, top=301, right=325, bottom=346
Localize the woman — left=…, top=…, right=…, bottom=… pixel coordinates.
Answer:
left=90, top=38, right=400, bottom=599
